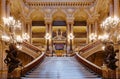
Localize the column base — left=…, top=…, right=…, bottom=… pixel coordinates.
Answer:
left=102, top=65, right=116, bottom=79
left=0, top=70, right=8, bottom=79
left=7, top=68, right=21, bottom=79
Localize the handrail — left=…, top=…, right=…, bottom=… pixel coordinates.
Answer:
left=23, top=41, right=42, bottom=53
left=76, top=52, right=102, bottom=76
left=79, top=40, right=101, bottom=53
left=21, top=52, right=45, bottom=76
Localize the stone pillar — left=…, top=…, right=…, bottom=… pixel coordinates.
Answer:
left=109, top=0, right=114, bottom=17
left=45, top=17, right=52, bottom=54
left=114, top=0, right=120, bottom=78
left=1, top=0, right=6, bottom=18
left=0, top=0, right=8, bottom=79
left=0, top=41, right=8, bottom=79
left=6, top=0, right=10, bottom=17
left=88, top=23, right=92, bottom=42
left=26, top=19, right=32, bottom=44
left=94, top=21, right=98, bottom=35
left=114, top=0, right=119, bottom=17
left=86, top=22, right=89, bottom=44
left=66, top=17, right=74, bottom=54
left=20, top=16, right=26, bottom=35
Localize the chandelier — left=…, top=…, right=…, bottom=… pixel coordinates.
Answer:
left=1, top=16, right=29, bottom=49
left=100, top=16, right=120, bottom=43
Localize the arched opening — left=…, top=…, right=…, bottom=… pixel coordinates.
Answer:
left=52, top=10, right=67, bottom=56
left=73, top=9, right=88, bottom=47
left=30, top=10, right=45, bottom=47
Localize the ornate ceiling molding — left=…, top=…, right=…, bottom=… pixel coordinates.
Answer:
left=24, top=0, right=97, bottom=8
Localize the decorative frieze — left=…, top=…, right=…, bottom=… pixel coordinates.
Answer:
left=25, top=0, right=97, bottom=8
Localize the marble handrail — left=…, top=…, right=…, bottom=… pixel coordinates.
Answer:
left=76, top=52, right=102, bottom=76
left=79, top=40, right=101, bottom=53
left=21, top=52, right=45, bottom=76
left=23, top=41, right=42, bottom=53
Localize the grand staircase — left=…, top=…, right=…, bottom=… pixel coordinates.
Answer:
left=21, top=57, right=101, bottom=79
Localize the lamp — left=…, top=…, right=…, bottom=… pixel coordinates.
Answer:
left=68, top=33, right=74, bottom=51
left=45, top=33, right=51, bottom=51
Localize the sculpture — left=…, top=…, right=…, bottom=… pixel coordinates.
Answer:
left=4, top=43, right=22, bottom=73
left=104, top=44, right=119, bottom=70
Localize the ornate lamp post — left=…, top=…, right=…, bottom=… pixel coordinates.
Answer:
left=68, top=33, right=74, bottom=52
left=45, top=33, right=51, bottom=52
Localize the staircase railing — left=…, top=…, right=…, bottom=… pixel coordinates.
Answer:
left=10, top=42, right=45, bottom=78
left=21, top=52, right=45, bottom=76
left=76, top=52, right=102, bottom=76
left=21, top=42, right=45, bottom=75
left=23, top=41, right=41, bottom=53
left=75, top=41, right=103, bottom=75
left=79, top=41, right=101, bottom=53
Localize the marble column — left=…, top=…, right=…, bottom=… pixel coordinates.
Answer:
left=45, top=18, right=52, bottom=54
left=94, top=21, right=98, bottom=35
left=109, top=0, right=114, bottom=17
left=86, top=23, right=89, bottom=44
left=114, top=0, right=120, bottom=78
left=0, top=41, right=8, bottom=79
left=0, top=0, right=8, bottom=79
left=114, top=0, right=119, bottom=17
left=6, top=0, right=10, bottom=17
left=66, top=17, right=74, bottom=54
left=1, top=0, right=6, bottom=18
left=26, top=19, right=32, bottom=44
left=88, top=23, right=92, bottom=42
left=20, top=16, right=26, bottom=35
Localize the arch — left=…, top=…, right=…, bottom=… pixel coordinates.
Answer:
left=52, top=9, right=66, bottom=21
left=29, top=9, right=45, bottom=21
left=74, top=9, right=88, bottom=21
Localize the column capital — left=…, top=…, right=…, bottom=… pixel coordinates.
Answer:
left=66, top=16, right=74, bottom=24
left=19, top=15, right=26, bottom=22
left=87, top=14, right=99, bottom=24
left=25, top=18, right=32, bottom=23
left=6, top=0, right=10, bottom=4
left=44, top=17, right=52, bottom=24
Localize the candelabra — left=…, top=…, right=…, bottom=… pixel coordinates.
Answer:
left=2, top=16, right=29, bottom=49
left=100, top=16, right=120, bottom=43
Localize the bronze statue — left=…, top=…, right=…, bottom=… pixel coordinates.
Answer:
left=103, top=44, right=119, bottom=70
left=4, top=43, right=22, bottom=73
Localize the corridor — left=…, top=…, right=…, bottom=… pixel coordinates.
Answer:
left=22, top=57, right=101, bottom=79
